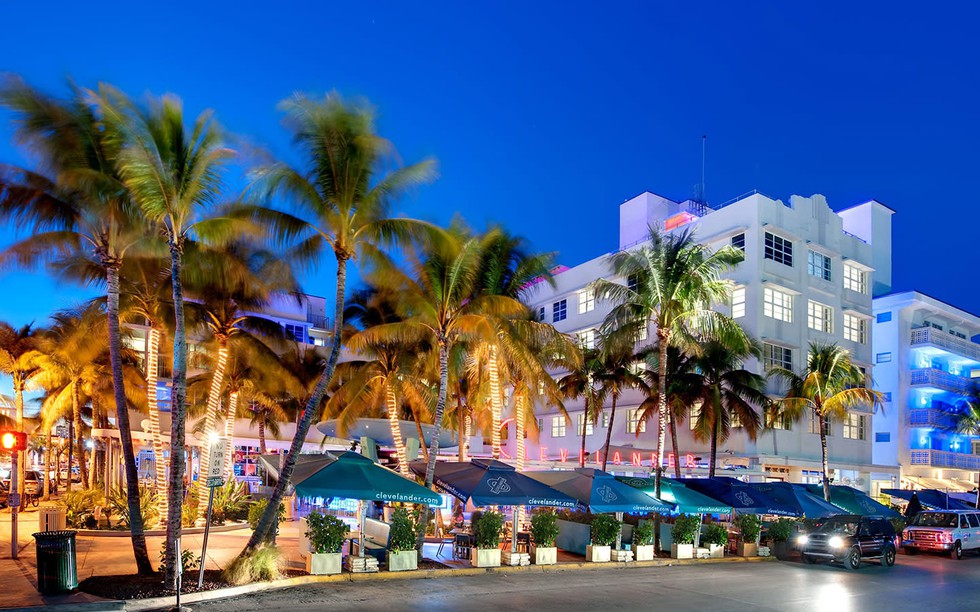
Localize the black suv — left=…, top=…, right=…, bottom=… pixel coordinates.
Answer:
left=798, top=515, right=897, bottom=569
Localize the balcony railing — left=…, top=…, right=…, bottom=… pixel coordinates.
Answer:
left=307, top=313, right=329, bottom=329
left=910, top=449, right=980, bottom=470
left=907, top=408, right=957, bottom=428
left=910, top=368, right=973, bottom=394
left=911, top=328, right=980, bottom=361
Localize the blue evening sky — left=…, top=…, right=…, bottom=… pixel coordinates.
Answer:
left=0, top=0, right=977, bottom=333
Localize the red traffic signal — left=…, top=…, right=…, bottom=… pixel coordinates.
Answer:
left=0, top=431, right=27, bottom=452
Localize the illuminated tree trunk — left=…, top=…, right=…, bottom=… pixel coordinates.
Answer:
left=654, top=330, right=670, bottom=555
left=488, top=345, right=502, bottom=460
left=818, top=406, right=831, bottom=502
left=43, top=427, right=52, bottom=500
left=145, top=327, right=169, bottom=526
left=196, top=342, right=230, bottom=524
left=514, top=388, right=527, bottom=534
left=670, top=410, right=682, bottom=479
left=385, top=382, right=409, bottom=476
left=14, top=380, right=25, bottom=510
left=72, top=382, right=89, bottom=489
left=222, top=392, right=238, bottom=481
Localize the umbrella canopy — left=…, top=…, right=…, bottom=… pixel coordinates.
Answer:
left=800, top=484, right=901, bottom=518
left=527, top=468, right=675, bottom=513
left=882, top=488, right=974, bottom=511
left=615, top=476, right=731, bottom=514
left=259, top=453, right=339, bottom=486
left=747, top=482, right=842, bottom=518
left=292, top=451, right=442, bottom=505
left=408, top=458, right=578, bottom=508
left=680, top=478, right=799, bottom=516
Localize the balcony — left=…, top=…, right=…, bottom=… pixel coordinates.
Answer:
left=307, top=313, right=329, bottom=329
left=910, top=368, right=973, bottom=395
left=911, top=328, right=980, bottom=361
left=907, top=408, right=956, bottom=429
left=910, top=449, right=980, bottom=471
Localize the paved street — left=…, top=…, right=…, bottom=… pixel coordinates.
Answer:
left=184, top=554, right=980, bottom=612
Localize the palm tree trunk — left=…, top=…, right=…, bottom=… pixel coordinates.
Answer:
left=223, top=393, right=238, bottom=481
left=410, top=407, right=430, bottom=463
left=580, top=397, right=588, bottom=467
left=417, top=337, right=450, bottom=555
left=145, top=327, right=168, bottom=526
left=601, top=392, right=618, bottom=471
left=457, top=395, right=465, bottom=463
left=43, top=427, right=52, bottom=500
left=514, top=388, right=526, bottom=535
left=654, top=331, right=670, bottom=555
left=709, top=417, right=719, bottom=479
left=818, top=410, right=831, bottom=502
left=164, top=241, right=190, bottom=584
left=241, top=256, right=348, bottom=556
left=385, top=381, right=409, bottom=476
left=258, top=418, right=266, bottom=456
left=670, top=410, right=682, bottom=479
left=14, top=381, right=25, bottom=510
left=72, top=382, right=89, bottom=489
left=197, top=342, right=230, bottom=523
left=488, top=345, right=502, bottom=460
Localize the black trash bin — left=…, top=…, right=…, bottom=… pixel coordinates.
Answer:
left=32, top=530, right=78, bottom=594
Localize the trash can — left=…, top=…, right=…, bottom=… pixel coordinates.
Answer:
left=32, top=531, right=78, bottom=594
left=39, top=506, right=67, bottom=532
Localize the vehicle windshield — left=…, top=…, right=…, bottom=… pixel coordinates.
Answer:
left=814, top=519, right=859, bottom=535
left=909, top=512, right=958, bottom=528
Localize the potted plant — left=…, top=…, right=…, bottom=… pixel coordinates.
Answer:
left=670, top=514, right=700, bottom=559
left=767, top=518, right=797, bottom=560
left=633, top=521, right=656, bottom=561
left=305, top=511, right=347, bottom=575
left=703, top=523, right=728, bottom=558
left=735, top=514, right=762, bottom=557
left=387, top=508, right=418, bottom=572
left=587, top=514, right=620, bottom=562
left=472, top=511, right=504, bottom=568
left=530, top=511, right=560, bottom=565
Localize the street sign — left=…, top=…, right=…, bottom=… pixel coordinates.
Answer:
left=206, top=476, right=224, bottom=488
left=208, top=437, right=228, bottom=482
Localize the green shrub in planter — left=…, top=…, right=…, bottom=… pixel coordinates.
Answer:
left=590, top=514, right=621, bottom=546
left=108, top=485, right=159, bottom=528
left=735, top=514, right=762, bottom=542
left=473, top=511, right=504, bottom=549
left=388, top=508, right=417, bottom=552
left=60, top=488, right=103, bottom=528
left=306, top=511, right=348, bottom=554
left=767, top=518, right=797, bottom=543
left=634, top=521, right=656, bottom=546
left=670, top=514, right=701, bottom=545
left=703, top=523, right=728, bottom=547
left=531, top=511, right=560, bottom=547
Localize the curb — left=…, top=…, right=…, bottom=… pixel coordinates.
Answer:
left=72, top=523, right=248, bottom=538
left=119, top=555, right=776, bottom=611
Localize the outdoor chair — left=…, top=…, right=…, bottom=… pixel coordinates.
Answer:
left=453, top=533, right=473, bottom=560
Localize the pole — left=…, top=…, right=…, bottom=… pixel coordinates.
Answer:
left=511, top=506, right=518, bottom=553
left=358, top=500, right=365, bottom=557
left=615, top=512, right=624, bottom=550
left=694, top=513, right=703, bottom=549
left=67, top=420, right=73, bottom=492
left=171, top=537, right=183, bottom=612
left=10, top=450, right=19, bottom=559
left=198, top=485, right=216, bottom=588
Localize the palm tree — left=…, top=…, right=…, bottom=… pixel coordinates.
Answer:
left=769, top=343, right=884, bottom=501
left=950, top=385, right=980, bottom=509
left=593, top=227, right=745, bottom=503
left=558, top=347, right=606, bottom=467
left=97, top=88, right=237, bottom=580
left=638, top=345, right=697, bottom=479
left=595, top=340, right=647, bottom=471
left=0, top=78, right=155, bottom=573
left=0, top=322, right=40, bottom=508
left=240, top=93, right=436, bottom=555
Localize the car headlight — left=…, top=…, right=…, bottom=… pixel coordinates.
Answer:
left=902, top=530, right=909, bottom=540
left=797, top=535, right=809, bottom=545
left=828, top=536, right=844, bottom=548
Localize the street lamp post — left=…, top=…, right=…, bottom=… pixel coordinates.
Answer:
left=2, top=431, right=28, bottom=559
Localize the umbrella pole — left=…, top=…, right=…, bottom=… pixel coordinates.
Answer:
left=694, top=513, right=703, bottom=549
left=359, top=499, right=365, bottom=558
left=512, top=506, right=518, bottom=553
left=615, top=512, right=623, bottom=550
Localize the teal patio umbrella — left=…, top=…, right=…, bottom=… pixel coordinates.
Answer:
left=529, top=468, right=674, bottom=513
left=799, top=484, right=901, bottom=518
left=615, top=476, right=730, bottom=514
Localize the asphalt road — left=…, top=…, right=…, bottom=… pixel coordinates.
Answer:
left=183, top=553, right=980, bottom=612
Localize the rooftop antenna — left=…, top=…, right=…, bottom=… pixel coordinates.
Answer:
left=701, top=134, right=706, bottom=205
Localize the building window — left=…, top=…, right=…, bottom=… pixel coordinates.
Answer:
left=553, top=299, right=567, bottom=322
left=284, top=323, right=306, bottom=343
left=626, top=408, right=646, bottom=434
left=765, top=408, right=792, bottom=431
left=875, top=432, right=890, bottom=443
left=807, top=250, right=832, bottom=281
left=763, top=287, right=793, bottom=323
left=579, top=289, right=595, bottom=314
left=627, top=273, right=639, bottom=293
left=876, top=352, right=892, bottom=364
left=690, top=404, right=700, bottom=430
left=602, top=412, right=609, bottom=428
left=764, top=232, right=793, bottom=267
left=843, top=263, right=868, bottom=294
left=844, top=314, right=867, bottom=344
left=808, top=413, right=832, bottom=436
left=876, top=311, right=892, bottom=323
left=763, top=343, right=793, bottom=372
left=731, top=287, right=746, bottom=319
left=536, top=306, right=546, bottom=322
left=577, top=328, right=596, bottom=350
left=313, top=338, right=325, bottom=347
left=807, top=300, right=834, bottom=334
left=551, top=416, right=566, bottom=438
left=730, top=412, right=743, bottom=429
left=577, top=414, right=594, bottom=436
left=731, top=233, right=745, bottom=252
left=843, top=414, right=867, bottom=440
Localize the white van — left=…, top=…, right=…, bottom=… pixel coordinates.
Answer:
left=902, top=510, right=980, bottom=559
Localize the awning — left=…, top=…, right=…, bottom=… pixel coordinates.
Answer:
left=292, top=451, right=442, bottom=505
left=527, top=468, right=674, bottom=514
left=408, top=458, right=578, bottom=508
left=747, top=482, right=843, bottom=518
left=615, top=476, right=731, bottom=514
left=800, top=484, right=901, bottom=518
left=881, top=488, right=975, bottom=511
left=680, top=478, right=799, bottom=516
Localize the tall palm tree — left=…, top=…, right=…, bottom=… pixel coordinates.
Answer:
left=595, top=340, right=647, bottom=471
left=0, top=78, right=155, bottom=572
left=638, top=345, right=697, bottom=478
left=98, top=88, right=238, bottom=581
left=769, top=343, right=884, bottom=501
left=950, top=385, right=980, bottom=509
left=558, top=347, right=606, bottom=467
left=0, top=322, right=40, bottom=508
left=593, top=227, right=745, bottom=503
left=240, top=93, right=436, bottom=555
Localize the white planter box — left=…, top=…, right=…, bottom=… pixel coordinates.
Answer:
left=532, top=546, right=557, bottom=565
left=501, top=550, right=530, bottom=566
left=611, top=549, right=634, bottom=562
left=709, top=544, right=725, bottom=558
left=472, top=547, right=501, bottom=568
left=299, top=517, right=311, bottom=559
left=634, top=544, right=655, bottom=561
left=737, top=542, right=758, bottom=557
left=387, top=550, right=418, bottom=572
left=671, top=543, right=694, bottom=559
left=586, top=544, right=611, bottom=563
left=306, top=552, right=342, bottom=575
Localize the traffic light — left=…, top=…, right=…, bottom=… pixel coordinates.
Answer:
left=0, top=430, right=27, bottom=452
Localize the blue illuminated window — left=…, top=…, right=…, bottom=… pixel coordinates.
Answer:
left=875, top=432, right=890, bottom=443
left=876, top=311, right=892, bottom=323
